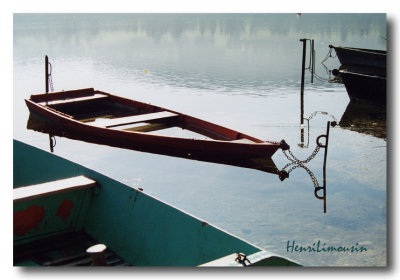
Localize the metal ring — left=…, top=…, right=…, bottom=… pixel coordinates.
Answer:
left=316, top=135, right=327, bottom=148
left=314, top=187, right=325, bottom=199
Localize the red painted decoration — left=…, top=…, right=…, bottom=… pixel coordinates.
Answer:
left=56, top=199, right=74, bottom=221
left=14, top=205, right=45, bottom=236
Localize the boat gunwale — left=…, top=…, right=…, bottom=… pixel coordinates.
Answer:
left=329, top=45, right=387, bottom=56
left=339, top=69, right=387, bottom=80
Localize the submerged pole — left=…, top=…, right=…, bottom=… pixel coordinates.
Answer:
left=321, top=121, right=330, bottom=214
left=45, top=55, right=49, bottom=93
left=315, top=121, right=331, bottom=213
left=299, top=39, right=307, bottom=125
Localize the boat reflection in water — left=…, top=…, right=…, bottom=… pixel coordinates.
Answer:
left=27, top=112, right=330, bottom=213
left=339, top=100, right=386, bottom=139
left=27, top=112, right=281, bottom=176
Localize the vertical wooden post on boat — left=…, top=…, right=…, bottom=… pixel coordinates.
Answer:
left=45, top=55, right=54, bottom=152
left=45, top=55, right=49, bottom=94
left=87, top=244, right=107, bottom=266
left=299, top=39, right=307, bottom=126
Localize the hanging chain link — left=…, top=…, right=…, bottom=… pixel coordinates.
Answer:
left=279, top=121, right=332, bottom=189
left=280, top=142, right=322, bottom=188
left=303, top=42, right=338, bottom=82
left=235, top=253, right=251, bottom=266
left=283, top=144, right=320, bottom=165
left=48, top=61, right=54, bottom=92
left=281, top=160, right=321, bottom=189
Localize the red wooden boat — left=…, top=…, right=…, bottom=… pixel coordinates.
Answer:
left=25, top=88, right=287, bottom=159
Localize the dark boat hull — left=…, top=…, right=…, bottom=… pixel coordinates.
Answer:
left=339, top=70, right=386, bottom=106
left=330, top=45, right=386, bottom=74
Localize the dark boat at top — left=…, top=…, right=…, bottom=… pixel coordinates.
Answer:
left=330, top=45, right=387, bottom=106
left=329, top=45, right=386, bottom=74
left=25, top=88, right=287, bottom=161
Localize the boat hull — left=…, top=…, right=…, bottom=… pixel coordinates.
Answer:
left=330, top=45, right=386, bottom=74
left=25, top=88, right=282, bottom=159
left=339, top=70, right=386, bottom=106
left=13, top=139, right=300, bottom=266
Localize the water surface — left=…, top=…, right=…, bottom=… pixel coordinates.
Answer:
left=13, top=13, right=387, bottom=266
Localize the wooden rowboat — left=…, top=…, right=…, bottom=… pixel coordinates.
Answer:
left=25, top=88, right=288, bottom=159
left=14, top=139, right=300, bottom=266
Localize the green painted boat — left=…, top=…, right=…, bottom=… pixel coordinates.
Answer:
left=13, top=139, right=300, bottom=267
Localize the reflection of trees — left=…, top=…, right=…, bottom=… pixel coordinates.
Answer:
left=13, top=14, right=386, bottom=92
left=14, top=13, right=386, bottom=46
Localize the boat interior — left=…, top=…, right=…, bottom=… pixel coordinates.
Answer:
left=13, top=174, right=130, bottom=266
left=15, top=140, right=287, bottom=266
left=14, top=231, right=130, bottom=266
left=29, top=88, right=265, bottom=143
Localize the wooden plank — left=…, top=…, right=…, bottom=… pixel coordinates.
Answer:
left=79, top=115, right=114, bottom=123
left=14, top=176, right=97, bottom=202
left=119, top=122, right=175, bottom=132
left=90, top=111, right=179, bottom=128
left=231, top=138, right=257, bottom=144
left=38, top=94, right=108, bottom=106
left=30, top=88, right=96, bottom=103
left=198, top=253, right=239, bottom=267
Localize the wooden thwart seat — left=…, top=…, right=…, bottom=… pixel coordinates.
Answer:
left=231, top=138, right=257, bottom=144
left=39, top=94, right=109, bottom=106
left=90, top=111, right=179, bottom=128
left=121, top=122, right=175, bottom=132
left=13, top=175, right=97, bottom=202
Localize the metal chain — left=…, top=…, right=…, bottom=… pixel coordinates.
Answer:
left=303, top=111, right=338, bottom=128
left=304, top=111, right=337, bottom=122
left=306, top=45, right=337, bottom=82
left=305, top=111, right=328, bottom=121
left=282, top=161, right=321, bottom=189
left=321, top=47, right=336, bottom=64
left=283, top=145, right=320, bottom=165
left=279, top=120, right=332, bottom=191
left=48, top=61, right=54, bottom=92
left=280, top=144, right=322, bottom=188
left=264, top=140, right=280, bottom=145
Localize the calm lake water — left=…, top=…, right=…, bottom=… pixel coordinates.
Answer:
left=13, top=14, right=387, bottom=266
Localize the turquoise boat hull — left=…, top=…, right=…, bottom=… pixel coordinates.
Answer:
left=13, top=140, right=299, bottom=266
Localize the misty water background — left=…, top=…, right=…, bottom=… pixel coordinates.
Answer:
left=13, top=13, right=387, bottom=266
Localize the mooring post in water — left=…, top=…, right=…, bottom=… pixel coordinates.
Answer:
left=45, top=55, right=49, bottom=94
left=299, top=39, right=307, bottom=126
left=299, top=38, right=307, bottom=148
left=322, top=121, right=330, bottom=189
left=314, top=121, right=331, bottom=213
left=311, top=39, right=315, bottom=84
